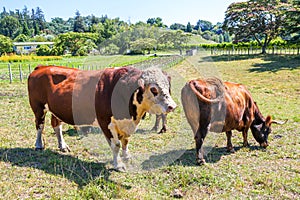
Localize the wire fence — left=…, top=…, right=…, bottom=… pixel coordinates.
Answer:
left=210, top=47, right=300, bottom=55
left=0, top=55, right=184, bottom=83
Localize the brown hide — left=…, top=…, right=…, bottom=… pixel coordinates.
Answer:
left=181, top=77, right=272, bottom=165
left=28, top=65, right=142, bottom=140
left=28, top=65, right=102, bottom=126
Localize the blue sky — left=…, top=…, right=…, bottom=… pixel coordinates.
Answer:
left=1, top=0, right=245, bottom=25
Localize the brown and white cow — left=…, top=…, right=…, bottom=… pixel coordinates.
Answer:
left=28, top=65, right=176, bottom=171
left=151, top=71, right=171, bottom=134
left=181, top=77, right=286, bottom=165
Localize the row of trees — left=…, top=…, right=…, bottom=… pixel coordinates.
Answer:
left=0, top=0, right=299, bottom=56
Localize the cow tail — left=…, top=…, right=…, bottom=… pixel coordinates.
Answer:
left=188, top=81, right=220, bottom=104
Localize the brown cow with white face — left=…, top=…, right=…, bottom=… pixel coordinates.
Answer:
left=181, top=77, right=286, bottom=165
left=28, top=65, right=176, bottom=171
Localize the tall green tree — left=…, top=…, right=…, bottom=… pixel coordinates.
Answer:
left=0, top=16, right=19, bottom=37
left=73, top=10, right=86, bottom=32
left=186, top=22, right=193, bottom=32
left=223, top=0, right=290, bottom=54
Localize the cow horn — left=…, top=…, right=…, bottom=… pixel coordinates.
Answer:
left=188, top=81, right=222, bottom=104
left=271, top=119, right=288, bottom=125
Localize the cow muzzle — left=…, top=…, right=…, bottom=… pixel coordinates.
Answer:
left=260, top=142, right=269, bottom=148
left=165, top=98, right=177, bottom=113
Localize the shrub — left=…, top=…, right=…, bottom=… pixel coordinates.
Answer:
left=36, top=45, right=51, bottom=56
left=0, top=35, right=13, bottom=55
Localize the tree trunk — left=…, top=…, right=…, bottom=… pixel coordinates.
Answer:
left=261, top=45, right=267, bottom=54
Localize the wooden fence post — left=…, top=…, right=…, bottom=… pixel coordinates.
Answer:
left=19, top=64, right=23, bottom=83
left=8, top=64, right=13, bottom=84
left=28, top=64, right=31, bottom=75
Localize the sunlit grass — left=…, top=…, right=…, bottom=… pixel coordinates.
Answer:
left=0, top=52, right=299, bottom=199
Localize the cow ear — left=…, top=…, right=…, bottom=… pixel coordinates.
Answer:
left=265, top=115, right=272, bottom=126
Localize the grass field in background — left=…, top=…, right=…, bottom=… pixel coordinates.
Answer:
left=0, top=55, right=154, bottom=82
left=0, top=52, right=299, bottom=199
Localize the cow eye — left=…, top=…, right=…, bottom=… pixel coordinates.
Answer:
left=150, top=87, right=158, bottom=96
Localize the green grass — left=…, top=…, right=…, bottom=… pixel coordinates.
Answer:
left=0, top=52, right=299, bottom=199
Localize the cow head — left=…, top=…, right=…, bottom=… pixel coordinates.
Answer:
left=251, top=115, right=287, bottom=148
left=139, top=68, right=176, bottom=115
left=251, top=116, right=273, bottom=147
left=111, top=67, right=176, bottom=121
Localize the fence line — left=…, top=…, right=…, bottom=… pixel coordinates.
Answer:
left=210, top=47, right=300, bottom=55
left=4, top=64, right=106, bottom=83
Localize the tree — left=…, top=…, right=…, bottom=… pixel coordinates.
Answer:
left=54, top=32, right=98, bottom=56
left=36, top=45, right=51, bottom=56
left=195, top=20, right=213, bottom=32
left=73, top=10, right=86, bottom=32
left=146, top=17, right=165, bottom=27
left=186, top=22, right=193, bottom=32
left=159, top=30, right=191, bottom=55
left=284, top=0, right=300, bottom=43
left=0, top=34, right=13, bottom=55
left=170, top=23, right=186, bottom=31
left=130, top=38, right=156, bottom=54
left=0, top=16, right=20, bottom=37
left=14, top=34, right=28, bottom=42
left=223, top=0, right=290, bottom=54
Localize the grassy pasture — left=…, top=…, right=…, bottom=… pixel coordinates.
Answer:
left=0, top=52, right=299, bottom=199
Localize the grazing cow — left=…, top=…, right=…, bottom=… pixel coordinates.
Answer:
left=28, top=65, right=176, bottom=171
left=151, top=71, right=171, bottom=134
left=181, top=77, right=286, bottom=165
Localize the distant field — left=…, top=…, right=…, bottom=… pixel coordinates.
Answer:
left=0, top=52, right=299, bottom=199
left=0, top=55, right=153, bottom=82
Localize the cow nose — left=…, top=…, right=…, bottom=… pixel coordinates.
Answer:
left=167, top=105, right=175, bottom=112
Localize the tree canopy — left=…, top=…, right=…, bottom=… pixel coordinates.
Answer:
left=223, top=0, right=289, bottom=54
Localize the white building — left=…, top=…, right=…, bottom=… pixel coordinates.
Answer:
left=13, top=42, right=54, bottom=55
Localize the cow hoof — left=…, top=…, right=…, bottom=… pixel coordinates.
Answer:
left=227, top=147, right=235, bottom=153
left=115, top=164, right=126, bottom=172
left=196, top=159, right=206, bottom=165
left=122, top=154, right=131, bottom=162
left=243, top=142, right=249, bottom=147
left=158, top=129, right=166, bottom=134
left=60, top=146, right=71, bottom=152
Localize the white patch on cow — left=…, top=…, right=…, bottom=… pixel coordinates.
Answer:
left=53, top=124, right=70, bottom=151
left=35, top=124, right=44, bottom=149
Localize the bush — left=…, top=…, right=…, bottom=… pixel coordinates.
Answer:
left=0, top=34, right=13, bottom=55
left=36, top=45, right=51, bottom=56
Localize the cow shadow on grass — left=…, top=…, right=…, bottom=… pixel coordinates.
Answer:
left=141, top=145, right=262, bottom=170
left=0, top=147, right=131, bottom=189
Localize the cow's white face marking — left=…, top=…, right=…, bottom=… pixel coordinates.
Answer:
left=141, top=68, right=177, bottom=114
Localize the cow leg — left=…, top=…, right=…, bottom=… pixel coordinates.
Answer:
left=195, top=127, right=208, bottom=165
left=33, top=103, right=47, bottom=150
left=151, top=114, right=161, bottom=132
left=242, top=128, right=249, bottom=147
left=108, top=122, right=126, bottom=172
left=121, top=136, right=131, bottom=160
left=226, top=131, right=235, bottom=153
left=51, top=114, right=70, bottom=152
left=158, top=114, right=167, bottom=134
